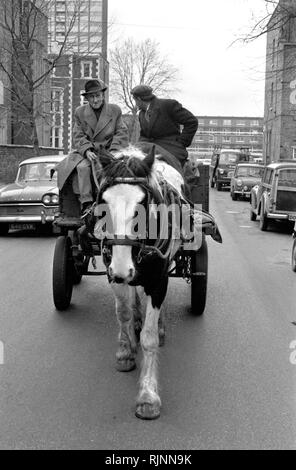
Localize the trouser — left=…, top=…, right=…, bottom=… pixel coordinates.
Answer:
left=72, top=158, right=98, bottom=206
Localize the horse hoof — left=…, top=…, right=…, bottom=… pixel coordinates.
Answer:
left=135, top=403, right=161, bottom=420
left=116, top=359, right=136, bottom=372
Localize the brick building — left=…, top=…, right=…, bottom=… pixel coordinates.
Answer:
left=264, top=0, right=296, bottom=163
left=191, top=115, right=263, bottom=158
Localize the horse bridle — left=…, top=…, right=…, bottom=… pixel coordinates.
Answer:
left=96, top=175, right=177, bottom=262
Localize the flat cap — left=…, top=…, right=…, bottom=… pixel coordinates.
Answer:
left=131, top=85, right=155, bottom=101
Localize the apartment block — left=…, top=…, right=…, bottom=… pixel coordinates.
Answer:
left=191, top=115, right=263, bottom=157
left=49, top=0, right=109, bottom=153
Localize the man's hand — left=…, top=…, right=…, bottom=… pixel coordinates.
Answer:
left=85, top=150, right=98, bottom=162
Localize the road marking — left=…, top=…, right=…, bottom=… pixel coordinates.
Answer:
left=226, top=211, right=240, bottom=214
left=239, top=225, right=252, bottom=228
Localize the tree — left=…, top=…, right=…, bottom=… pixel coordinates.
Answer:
left=0, top=0, right=104, bottom=154
left=109, top=38, right=179, bottom=141
left=239, top=0, right=295, bottom=43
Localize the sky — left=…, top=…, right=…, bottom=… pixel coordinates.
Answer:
left=108, top=0, right=277, bottom=117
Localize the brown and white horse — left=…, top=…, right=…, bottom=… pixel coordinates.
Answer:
left=93, top=145, right=184, bottom=419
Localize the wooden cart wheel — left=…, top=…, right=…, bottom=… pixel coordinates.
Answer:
left=190, top=234, right=208, bottom=316
left=52, top=236, right=74, bottom=310
left=292, top=238, right=296, bottom=273
left=67, top=231, right=86, bottom=285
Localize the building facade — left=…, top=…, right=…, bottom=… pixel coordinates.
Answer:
left=190, top=115, right=263, bottom=158
left=263, top=0, right=296, bottom=163
left=48, top=0, right=109, bottom=153
left=48, top=0, right=108, bottom=57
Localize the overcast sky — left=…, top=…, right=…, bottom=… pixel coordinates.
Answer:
left=108, top=0, right=277, bottom=117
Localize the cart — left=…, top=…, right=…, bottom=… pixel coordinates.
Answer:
left=52, top=164, right=210, bottom=315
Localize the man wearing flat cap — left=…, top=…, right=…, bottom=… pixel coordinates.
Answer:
left=131, top=85, right=198, bottom=168
left=57, top=79, right=128, bottom=215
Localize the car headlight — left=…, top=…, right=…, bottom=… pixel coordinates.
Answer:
left=236, top=179, right=243, bottom=187
left=218, top=169, right=224, bottom=174
left=42, top=193, right=59, bottom=205
left=243, top=185, right=249, bottom=191
left=51, top=194, right=59, bottom=205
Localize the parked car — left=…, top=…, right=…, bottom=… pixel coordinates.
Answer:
left=210, top=148, right=251, bottom=191
left=230, top=163, right=264, bottom=200
left=250, top=160, right=296, bottom=231
left=0, top=155, right=65, bottom=235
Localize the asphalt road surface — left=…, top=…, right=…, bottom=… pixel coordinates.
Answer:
left=0, top=188, right=296, bottom=450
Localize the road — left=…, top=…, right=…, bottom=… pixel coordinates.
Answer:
left=0, top=188, right=296, bottom=450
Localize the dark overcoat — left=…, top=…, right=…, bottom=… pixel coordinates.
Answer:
left=138, top=97, right=198, bottom=166
left=57, top=102, right=129, bottom=189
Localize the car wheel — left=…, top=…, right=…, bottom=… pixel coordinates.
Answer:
left=190, top=234, right=208, bottom=316
left=259, top=200, right=268, bottom=231
left=250, top=209, right=257, bottom=221
left=292, top=239, right=296, bottom=273
left=0, top=223, right=9, bottom=236
left=217, top=182, right=222, bottom=191
left=231, top=191, right=237, bottom=201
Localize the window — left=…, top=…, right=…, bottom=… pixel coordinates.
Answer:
left=50, top=88, right=63, bottom=149
left=264, top=169, right=273, bottom=184
left=80, top=92, right=88, bottom=106
left=250, top=120, right=260, bottom=127
left=236, top=120, right=246, bottom=126
left=222, top=136, right=231, bottom=142
left=278, top=169, right=296, bottom=187
left=236, top=137, right=244, bottom=143
left=209, top=119, right=218, bottom=125
left=81, top=61, right=92, bottom=78
left=223, top=119, right=231, bottom=126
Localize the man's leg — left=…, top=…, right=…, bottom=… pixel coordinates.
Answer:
left=76, top=158, right=93, bottom=208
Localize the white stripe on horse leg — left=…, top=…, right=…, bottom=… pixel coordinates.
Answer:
left=136, top=296, right=161, bottom=416
left=112, top=284, right=137, bottom=371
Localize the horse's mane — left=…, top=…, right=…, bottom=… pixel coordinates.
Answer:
left=98, top=145, right=184, bottom=202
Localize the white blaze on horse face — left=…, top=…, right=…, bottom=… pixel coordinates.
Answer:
left=103, top=184, right=145, bottom=281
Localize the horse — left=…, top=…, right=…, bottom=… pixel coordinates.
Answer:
left=92, top=144, right=186, bottom=420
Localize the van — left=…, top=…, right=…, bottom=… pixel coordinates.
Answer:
left=210, top=148, right=250, bottom=191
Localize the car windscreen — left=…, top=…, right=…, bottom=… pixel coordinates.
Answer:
left=278, top=169, right=296, bottom=187
left=236, top=166, right=264, bottom=178
left=219, top=153, right=240, bottom=165
left=17, top=163, right=58, bottom=182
